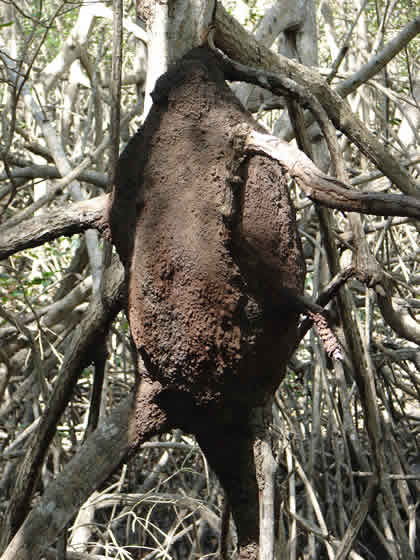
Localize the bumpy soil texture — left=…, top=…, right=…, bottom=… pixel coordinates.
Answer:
left=110, top=46, right=305, bottom=558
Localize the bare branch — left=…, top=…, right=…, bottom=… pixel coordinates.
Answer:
left=336, top=15, right=420, bottom=97
left=1, top=256, right=125, bottom=548
left=1, top=394, right=133, bottom=560
left=39, top=2, right=147, bottom=94
left=377, top=294, right=420, bottom=346
left=233, top=126, right=420, bottom=218
left=0, top=195, right=109, bottom=260
left=213, top=4, right=420, bottom=196
left=0, top=165, right=107, bottom=190
left=1, top=375, right=170, bottom=560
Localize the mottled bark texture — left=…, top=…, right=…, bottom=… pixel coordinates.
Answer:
left=109, top=46, right=305, bottom=558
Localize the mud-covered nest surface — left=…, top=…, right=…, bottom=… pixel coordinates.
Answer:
left=110, top=46, right=305, bottom=428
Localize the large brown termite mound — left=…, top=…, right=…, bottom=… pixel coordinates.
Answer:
left=109, top=46, right=305, bottom=558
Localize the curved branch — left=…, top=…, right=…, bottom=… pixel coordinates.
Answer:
left=377, top=295, right=420, bottom=346
left=336, top=15, right=420, bottom=97
left=234, top=126, right=420, bottom=219
left=0, top=194, right=109, bottom=260
left=214, top=4, right=420, bottom=197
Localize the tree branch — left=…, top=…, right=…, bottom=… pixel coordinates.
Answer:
left=376, top=294, right=420, bottom=346
left=336, top=15, right=420, bottom=97
left=1, top=394, right=133, bottom=560
left=0, top=194, right=109, bottom=260
left=0, top=375, right=170, bottom=560
left=0, top=165, right=107, bottom=190
left=1, top=256, right=125, bottom=548
left=232, top=125, right=420, bottom=218
left=213, top=4, right=420, bottom=197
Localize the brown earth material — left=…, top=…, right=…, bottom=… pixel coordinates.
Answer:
left=109, top=46, right=305, bottom=558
